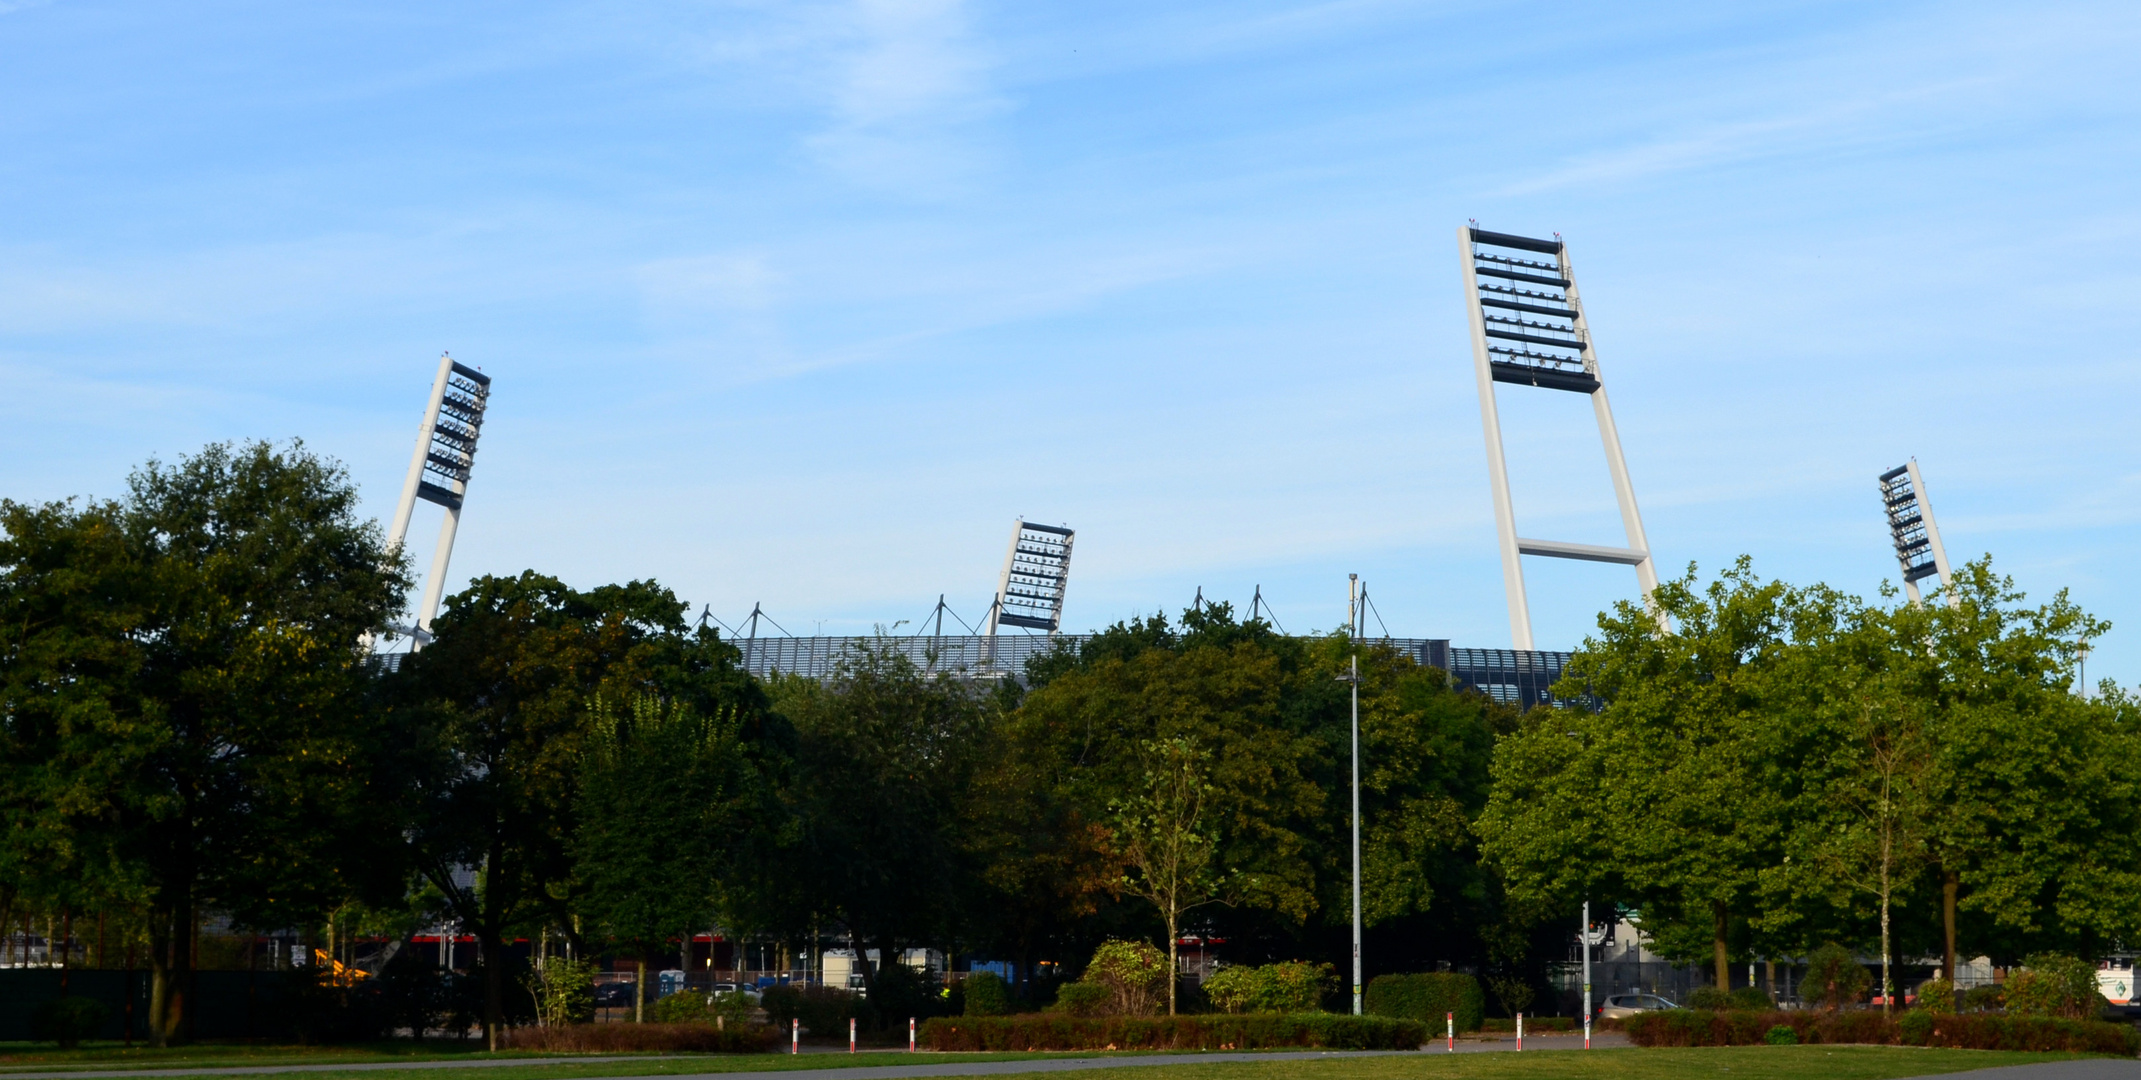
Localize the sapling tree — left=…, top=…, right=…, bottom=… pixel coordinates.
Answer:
left=1111, top=735, right=1226, bottom=1015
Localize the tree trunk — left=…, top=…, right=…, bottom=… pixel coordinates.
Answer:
left=1712, top=902, right=1729, bottom=992
left=59, top=909, right=72, bottom=994
left=148, top=902, right=191, bottom=1047
left=1942, top=868, right=1959, bottom=986
left=1166, top=908, right=1180, bottom=1016
left=874, top=929, right=901, bottom=1027
left=1879, top=820, right=1893, bottom=1015
left=634, top=955, right=647, bottom=1023
left=124, top=936, right=137, bottom=1048
left=481, top=927, right=504, bottom=1050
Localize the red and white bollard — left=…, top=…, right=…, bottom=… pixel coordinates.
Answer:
left=791, top=1017, right=799, bottom=1055
left=1446, top=1011, right=1454, bottom=1052
left=849, top=1017, right=857, bottom=1053
left=909, top=1016, right=917, bottom=1052
left=1516, top=1012, right=1523, bottom=1052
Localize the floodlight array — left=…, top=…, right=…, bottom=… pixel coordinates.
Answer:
left=416, top=362, right=491, bottom=511
left=1879, top=465, right=1942, bottom=586
left=995, top=522, right=1074, bottom=632
left=1467, top=230, right=1599, bottom=394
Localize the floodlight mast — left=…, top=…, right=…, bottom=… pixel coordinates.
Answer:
left=984, top=519, right=1075, bottom=637
left=1458, top=226, right=1661, bottom=649
left=1879, top=459, right=1956, bottom=609
left=386, top=353, right=492, bottom=647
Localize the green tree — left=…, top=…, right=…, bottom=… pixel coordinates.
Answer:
left=1762, top=589, right=1936, bottom=1013
left=0, top=497, right=145, bottom=981
left=390, top=572, right=770, bottom=1047
left=1013, top=603, right=1506, bottom=987
left=573, top=693, right=758, bottom=1021
left=1335, top=637, right=1506, bottom=930
left=771, top=637, right=989, bottom=1015
left=1482, top=560, right=1798, bottom=990
left=1015, top=607, right=1328, bottom=935
left=1906, top=563, right=2141, bottom=972
left=0, top=442, right=410, bottom=1044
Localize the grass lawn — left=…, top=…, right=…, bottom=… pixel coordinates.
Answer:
left=0, top=1045, right=2113, bottom=1080
left=1116, top=1047, right=2109, bottom=1080
left=0, top=1047, right=1114, bottom=1076
left=0, top=1043, right=551, bottom=1072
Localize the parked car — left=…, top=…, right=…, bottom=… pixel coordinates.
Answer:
left=710, top=982, right=761, bottom=1003
left=1597, top=993, right=1681, bottom=1020
left=593, top=981, right=637, bottom=1008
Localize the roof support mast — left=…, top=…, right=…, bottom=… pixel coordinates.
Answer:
left=1458, top=226, right=1660, bottom=649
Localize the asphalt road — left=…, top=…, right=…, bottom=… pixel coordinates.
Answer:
left=1898, top=1063, right=2141, bottom=1080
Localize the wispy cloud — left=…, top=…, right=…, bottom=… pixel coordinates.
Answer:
left=803, top=0, right=1007, bottom=193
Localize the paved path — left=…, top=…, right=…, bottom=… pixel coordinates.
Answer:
left=1898, top=1062, right=2141, bottom=1080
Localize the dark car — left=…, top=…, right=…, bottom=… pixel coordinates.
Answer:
left=593, top=982, right=637, bottom=1008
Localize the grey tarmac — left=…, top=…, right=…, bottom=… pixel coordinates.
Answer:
left=1896, top=1062, right=2141, bottom=1080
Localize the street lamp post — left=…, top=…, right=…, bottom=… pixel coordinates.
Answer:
left=1582, top=900, right=1593, bottom=1049
left=1349, top=574, right=1362, bottom=1016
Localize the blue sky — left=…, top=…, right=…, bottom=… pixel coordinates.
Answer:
left=3, top=1, right=2137, bottom=678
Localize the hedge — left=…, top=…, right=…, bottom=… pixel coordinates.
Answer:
left=502, top=1021, right=778, bottom=1053
left=1623, top=1009, right=2139, bottom=1054
left=1364, top=973, right=1485, bottom=1032
left=920, top=1013, right=1427, bottom=1051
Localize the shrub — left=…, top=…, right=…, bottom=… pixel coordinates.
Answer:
left=1081, top=940, right=1169, bottom=1017
left=1364, top=973, right=1485, bottom=1032
left=1766, top=1023, right=1798, bottom=1045
left=378, top=947, right=450, bottom=1036
left=710, top=991, right=759, bottom=1027
left=1486, top=975, right=1534, bottom=1017
left=1622, top=1008, right=2139, bottom=1054
left=1685, top=987, right=1732, bottom=1010
left=526, top=958, right=596, bottom=1028
left=2006, top=954, right=2105, bottom=1019
left=1899, top=1012, right=2138, bottom=1053
left=867, top=962, right=944, bottom=1027
left=964, top=972, right=1012, bottom=1017
left=31, top=997, right=111, bottom=1049
left=1913, top=977, right=1956, bottom=1015
left=1203, top=962, right=1335, bottom=1014
left=920, top=1013, right=1425, bottom=1051
left=273, top=966, right=388, bottom=1043
left=1804, top=943, right=1872, bottom=1010
left=761, top=983, right=857, bottom=1034
left=1687, top=986, right=1770, bottom=1010
left=502, top=1021, right=777, bottom=1052
left=653, top=991, right=708, bottom=1023
left=1962, top=983, right=2006, bottom=1012
left=1051, top=982, right=1111, bottom=1017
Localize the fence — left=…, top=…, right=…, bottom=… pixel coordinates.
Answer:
left=0, top=969, right=298, bottom=1041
